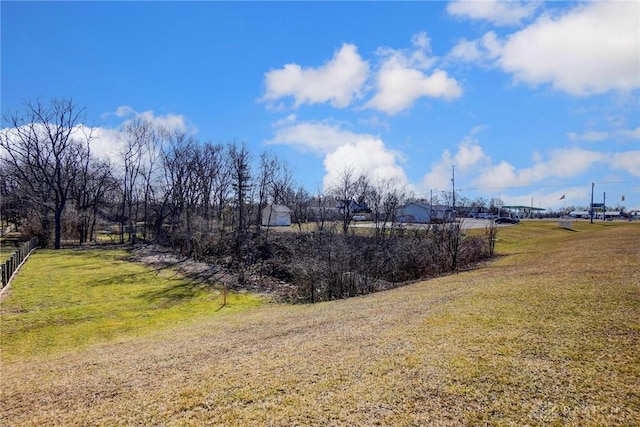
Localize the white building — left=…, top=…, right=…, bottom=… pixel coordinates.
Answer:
left=261, top=204, right=291, bottom=227
left=395, top=203, right=454, bottom=224
left=569, top=210, right=623, bottom=220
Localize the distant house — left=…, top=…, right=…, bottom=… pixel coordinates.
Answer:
left=395, top=203, right=454, bottom=224
left=569, top=210, right=622, bottom=220
left=602, top=211, right=623, bottom=220
left=305, top=197, right=337, bottom=221
left=336, top=199, right=369, bottom=214
left=569, top=210, right=591, bottom=219
left=261, top=204, right=291, bottom=227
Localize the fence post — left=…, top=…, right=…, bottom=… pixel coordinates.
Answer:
left=0, top=237, right=39, bottom=290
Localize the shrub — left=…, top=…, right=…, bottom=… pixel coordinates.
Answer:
left=241, top=224, right=490, bottom=302
left=149, top=222, right=491, bottom=303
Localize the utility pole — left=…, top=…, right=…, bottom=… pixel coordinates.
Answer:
left=451, top=165, right=456, bottom=213
left=531, top=197, right=533, bottom=219
left=603, top=192, right=606, bottom=222
left=590, top=182, right=595, bottom=223
left=430, top=189, right=433, bottom=219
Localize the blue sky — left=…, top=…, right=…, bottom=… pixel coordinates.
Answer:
left=2, top=1, right=639, bottom=211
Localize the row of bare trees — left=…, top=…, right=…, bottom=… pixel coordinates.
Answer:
left=0, top=99, right=303, bottom=252
left=1, top=99, right=416, bottom=250
left=1, top=98, right=497, bottom=300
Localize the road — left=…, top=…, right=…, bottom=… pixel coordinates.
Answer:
left=350, top=218, right=516, bottom=230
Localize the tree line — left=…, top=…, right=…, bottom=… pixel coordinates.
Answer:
left=1, top=98, right=493, bottom=302
left=1, top=99, right=296, bottom=249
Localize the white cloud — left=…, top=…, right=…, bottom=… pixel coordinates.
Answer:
left=407, top=31, right=437, bottom=69
left=366, top=68, right=462, bottom=115
left=447, top=2, right=640, bottom=96
left=447, top=0, right=539, bottom=26
left=473, top=148, right=605, bottom=189
left=267, top=119, right=360, bottom=155
left=0, top=123, right=124, bottom=170
left=568, top=127, right=640, bottom=143
left=262, top=44, right=369, bottom=108
left=420, top=137, right=490, bottom=191
left=88, top=108, right=194, bottom=171
left=262, top=33, right=462, bottom=115
left=480, top=31, right=502, bottom=58
left=567, top=131, right=609, bottom=143
left=365, top=32, right=462, bottom=115
left=448, top=31, right=502, bottom=64
left=115, top=105, right=135, bottom=117
left=498, top=1, right=640, bottom=95
left=528, top=148, right=604, bottom=179
left=417, top=133, right=631, bottom=202
left=357, top=115, right=390, bottom=132
left=322, top=139, right=409, bottom=191
left=138, top=111, right=190, bottom=134
left=472, top=160, right=517, bottom=190
left=448, top=38, right=484, bottom=63
left=89, top=127, right=122, bottom=165
left=609, top=151, right=640, bottom=177
left=115, top=106, right=192, bottom=134
left=454, top=137, right=489, bottom=170
left=618, top=127, right=640, bottom=141
left=469, top=124, right=489, bottom=136
left=267, top=118, right=408, bottom=191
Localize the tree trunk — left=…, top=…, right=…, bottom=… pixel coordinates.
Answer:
left=54, top=204, right=64, bottom=249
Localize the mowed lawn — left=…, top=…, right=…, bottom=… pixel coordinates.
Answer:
left=0, top=249, right=265, bottom=361
left=1, top=222, right=639, bottom=426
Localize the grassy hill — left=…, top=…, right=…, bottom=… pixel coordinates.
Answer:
left=1, top=221, right=639, bottom=425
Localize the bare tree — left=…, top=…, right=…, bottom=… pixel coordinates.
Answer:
left=161, top=131, right=197, bottom=241
left=489, top=197, right=504, bottom=216
left=472, top=197, right=487, bottom=214
left=255, top=152, right=295, bottom=232
left=213, top=151, right=232, bottom=224
left=0, top=98, right=91, bottom=248
left=193, top=142, right=224, bottom=224
left=73, top=157, right=114, bottom=244
left=291, top=186, right=311, bottom=231
left=330, top=168, right=372, bottom=234
left=270, top=158, right=294, bottom=206
left=256, top=152, right=277, bottom=232
left=228, top=142, right=252, bottom=259
left=118, top=117, right=154, bottom=244
left=331, top=168, right=357, bottom=234
left=138, top=122, right=162, bottom=242
left=370, top=178, right=405, bottom=241
left=485, top=220, right=498, bottom=256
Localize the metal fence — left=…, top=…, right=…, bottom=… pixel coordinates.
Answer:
left=1, top=237, right=38, bottom=289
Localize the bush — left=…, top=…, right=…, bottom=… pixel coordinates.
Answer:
left=152, top=222, right=492, bottom=303
left=242, top=224, right=491, bottom=303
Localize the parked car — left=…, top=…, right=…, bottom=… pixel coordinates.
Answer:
left=494, top=217, right=520, bottom=224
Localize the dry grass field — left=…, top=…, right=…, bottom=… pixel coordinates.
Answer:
left=1, top=221, right=639, bottom=426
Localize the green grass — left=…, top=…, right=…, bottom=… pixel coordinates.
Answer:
left=0, top=238, right=22, bottom=263
left=0, top=248, right=11, bottom=263
left=1, top=222, right=639, bottom=425
left=0, top=248, right=265, bottom=361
